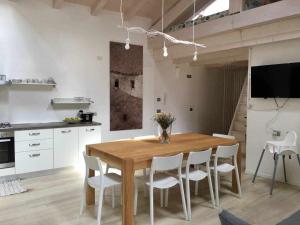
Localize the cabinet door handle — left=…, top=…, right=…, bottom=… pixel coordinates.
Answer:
left=29, top=143, right=40, bottom=147
left=29, top=153, right=40, bottom=158
left=86, top=128, right=95, bottom=132
left=61, top=130, right=71, bottom=134
left=29, top=132, right=40, bottom=136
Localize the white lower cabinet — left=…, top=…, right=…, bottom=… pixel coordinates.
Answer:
left=15, top=150, right=53, bottom=174
left=78, top=126, right=102, bottom=169
left=53, top=127, right=78, bottom=168
left=13, top=125, right=102, bottom=175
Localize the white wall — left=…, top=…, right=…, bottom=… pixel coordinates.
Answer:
left=0, top=0, right=158, bottom=141
left=154, top=61, right=225, bottom=135
left=0, top=0, right=227, bottom=143
left=246, top=38, right=300, bottom=186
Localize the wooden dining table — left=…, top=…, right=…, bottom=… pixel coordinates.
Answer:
left=86, top=133, right=241, bottom=225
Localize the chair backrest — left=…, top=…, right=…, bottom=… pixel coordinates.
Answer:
left=83, top=153, right=103, bottom=176
left=187, top=149, right=212, bottom=166
left=151, top=153, right=183, bottom=172
left=213, top=133, right=235, bottom=140
left=215, top=144, right=239, bottom=159
left=283, top=131, right=297, bottom=146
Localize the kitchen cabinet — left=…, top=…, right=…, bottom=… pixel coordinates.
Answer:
left=15, top=150, right=53, bottom=174
left=78, top=126, right=102, bottom=169
left=15, top=129, right=54, bottom=174
left=12, top=124, right=102, bottom=176
left=53, top=127, right=78, bottom=168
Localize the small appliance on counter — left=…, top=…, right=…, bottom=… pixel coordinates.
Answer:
left=78, top=110, right=95, bottom=123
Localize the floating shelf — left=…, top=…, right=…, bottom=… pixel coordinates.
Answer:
left=9, top=79, right=56, bottom=87
left=9, top=82, right=56, bottom=87
left=51, top=97, right=94, bottom=105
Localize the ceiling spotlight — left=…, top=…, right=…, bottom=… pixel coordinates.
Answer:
left=193, top=50, right=198, bottom=61
left=163, top=45, right=168, bottom=57
left=125, top=38, right=130, bottom=50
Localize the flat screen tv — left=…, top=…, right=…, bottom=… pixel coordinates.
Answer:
left=251, top=62, right=300, bottom=98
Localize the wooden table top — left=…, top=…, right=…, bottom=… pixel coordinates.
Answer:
left=88, top=133, right=238, bottom=164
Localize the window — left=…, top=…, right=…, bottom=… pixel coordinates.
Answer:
left=114, top=79, right=119, bottom=89
left=192, top=0, right=229, bottom=20
left=130, top=80, right=135, bottom=89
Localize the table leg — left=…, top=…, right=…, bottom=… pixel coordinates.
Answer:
left=232, top=143, right=242, bottom=193
left=122, top=158, right=134, bottom=225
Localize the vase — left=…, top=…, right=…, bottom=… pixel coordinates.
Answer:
left=160, top=129, right=170, bottom=144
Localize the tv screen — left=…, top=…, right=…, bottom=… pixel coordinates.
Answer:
left=251, top=62, right=300, bottom=98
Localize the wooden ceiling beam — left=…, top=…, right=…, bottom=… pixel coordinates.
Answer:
left=91, top=0, right=109, bottom=16
left=53, top=0, right=64, bottom=9
left=124, top=0, right=150, bottom=21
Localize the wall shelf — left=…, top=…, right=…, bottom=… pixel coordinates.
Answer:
left=51, top=98, right=94, bottom=105
left=9, top=82, right=56, bottom=87
left=9, top=78, right=56, bottom=87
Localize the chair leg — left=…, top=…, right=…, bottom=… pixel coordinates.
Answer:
left=134, top=183, right=138, bottom=215
left=97, top=187, right=104, bottom=225
left=282, top=155, right=287, bottom=183
left=234, top=166, right=242, bottom=198
left=185, top=179, right=192, bottom=220
left=80, top=179, right=88, bottom=215
left=214, top=170, right=219, bottom=207
left=179, top=178, right=188, bottom=220
left=150, top=186, right=154, bottom=225
left=105, top=164, right=110, bottom=174
left=270, top=153, right=279, bottom=195
left=207, top=171, right=215, bottom=208
left=164, top=189, right=169, bottom=207
left=111, top=186, right=115, bottom=208
left=297, top=154, right=300, bottom=166
left=160, top=189, right=164, bottom=207
left=194, top=181, right=199, bottom=196
left=194, top=165, right=199, bottom=196
left=143, top=169, right=148, bottom=197
left=252, top=149, right=266, bottom=183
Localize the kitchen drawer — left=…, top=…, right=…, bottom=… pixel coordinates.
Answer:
left=15, top=149, right=54, bottom=174
left=15, top=139, right=53, bottom=153
left=15, top=129, right=53, bottom=141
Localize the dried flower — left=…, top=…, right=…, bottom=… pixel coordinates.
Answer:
left=154, top=112, right=176, bottom=129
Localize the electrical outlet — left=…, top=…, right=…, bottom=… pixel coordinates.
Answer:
left=156, top=109, right=161, bottom=113
left=272, top=130, right=281, bottom=137
left=187, top=74, right=192, bottom=79
left=156, top=97, right=161, bottom=102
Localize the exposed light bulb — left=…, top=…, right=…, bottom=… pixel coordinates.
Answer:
left=125, top=38, right=130, bottom=50
left=193, top=51, right=198, bottom=61
left=163, top=46, right=168, bottom=57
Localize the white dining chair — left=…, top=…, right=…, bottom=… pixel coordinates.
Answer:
left=134, top=153, right=188, bottom=225
left=182, top=149, right=215, bottom=220
left=252, top=131, right=299, bottom=195
left=80, top=153, right=122, bottom=225
left=211, top=144, right=242, bottom=207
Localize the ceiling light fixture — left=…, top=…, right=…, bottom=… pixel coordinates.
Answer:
left=192, top=0, right=198, bottom=61
left=119, top=0, right=206, bottom=58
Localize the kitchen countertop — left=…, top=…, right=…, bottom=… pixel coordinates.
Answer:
left=0, top=121, right=101, bottom=132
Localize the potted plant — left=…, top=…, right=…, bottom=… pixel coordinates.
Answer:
left=154, top=112, right=176, bottom=144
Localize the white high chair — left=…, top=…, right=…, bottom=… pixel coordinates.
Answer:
left=252, top=131, right=299, bottom=195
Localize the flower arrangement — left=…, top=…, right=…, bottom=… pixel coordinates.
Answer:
left=154, top=112, right=176, bottom=144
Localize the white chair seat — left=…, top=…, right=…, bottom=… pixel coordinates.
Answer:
left=211, top=163, right=235, bottom=173
left=265, top=140, right=297, bottom=154
left=88, top=173, right=121, bottom=189
left=182, top=170, right=207, bottom=181
left=145, top=174, right=179, bottom=189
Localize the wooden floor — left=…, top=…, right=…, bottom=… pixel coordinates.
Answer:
left=0, top=168, right=300, bottom=225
